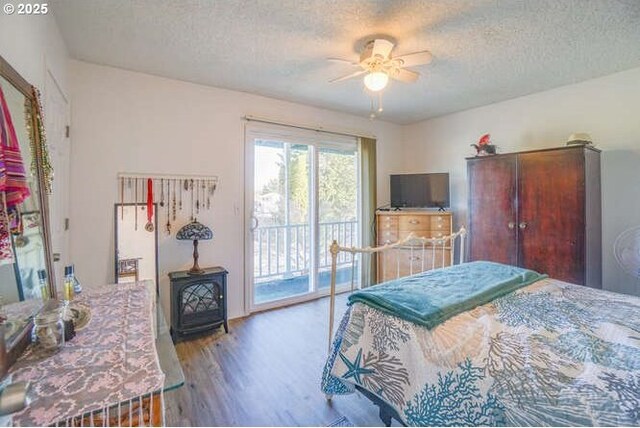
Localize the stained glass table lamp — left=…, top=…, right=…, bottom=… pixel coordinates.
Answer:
left=176, top=221, right=213, bottom=275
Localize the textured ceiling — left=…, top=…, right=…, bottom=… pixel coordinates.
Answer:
left=51, top=0, right=640, bottom=124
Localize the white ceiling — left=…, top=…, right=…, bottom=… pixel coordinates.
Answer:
left=51, top=0, right=640, bottom=124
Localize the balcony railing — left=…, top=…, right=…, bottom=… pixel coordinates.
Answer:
left=254, top=220, right=357, bottom=281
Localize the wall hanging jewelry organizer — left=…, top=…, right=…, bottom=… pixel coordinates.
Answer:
left=117, top=173, right=219, bottom=234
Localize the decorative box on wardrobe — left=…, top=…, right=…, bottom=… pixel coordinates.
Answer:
left=466, top=146, right=601, bottom=288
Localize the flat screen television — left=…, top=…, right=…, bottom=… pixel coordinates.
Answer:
left=390, top=173, right=450, bottom=209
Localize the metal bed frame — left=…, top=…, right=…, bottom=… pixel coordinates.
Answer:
left=325, top=227, right=467, bottom=426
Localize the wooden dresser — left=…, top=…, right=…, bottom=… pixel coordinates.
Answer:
left=376, top=211, right=453, bottom=283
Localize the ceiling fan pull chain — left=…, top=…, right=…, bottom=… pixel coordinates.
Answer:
left=369, top=96, right=375, bottom=120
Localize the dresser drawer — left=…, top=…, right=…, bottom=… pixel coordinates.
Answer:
left=398, top=230, right=450, bottom=244
left=377, top=229, right=398, bottom=245
left=398, top=229, right=431, bottom=241
left=430, top=215, right=451, bottom=231
left=378, top=215, right=398, bottom=230
left=399, top=215, right=429, bottom=231
left=378, top=248, right=452, bottom=282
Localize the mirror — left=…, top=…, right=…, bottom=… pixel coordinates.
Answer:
left=0, top=55, right=56, bottom=351
left=114, top=204, right=159, bottom=293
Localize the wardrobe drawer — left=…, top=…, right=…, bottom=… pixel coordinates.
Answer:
left=399, top=215, right=429, bottom=231
left=430, top=215, right=451, bottom=231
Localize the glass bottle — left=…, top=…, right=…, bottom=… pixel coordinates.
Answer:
left=37, top=269, right=49, bottom=301
left=72, top=264, right=82, bottom=294
left=63, top=265, right=74, bottom=302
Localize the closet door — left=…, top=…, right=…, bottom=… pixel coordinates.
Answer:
left=467, top=155, right=518, bottom=265
left=517, top=149, right=585, bottom=284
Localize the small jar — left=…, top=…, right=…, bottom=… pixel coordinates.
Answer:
left=31, top=304, right=65, bottom=356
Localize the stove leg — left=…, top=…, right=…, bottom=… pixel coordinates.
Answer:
left=223, top=321, right=229, bottom=333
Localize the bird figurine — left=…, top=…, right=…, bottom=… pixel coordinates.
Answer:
left=471, top=133, right=496, bottom=156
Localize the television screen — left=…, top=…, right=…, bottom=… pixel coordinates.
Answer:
left=390, top=173, right=450, bottom=209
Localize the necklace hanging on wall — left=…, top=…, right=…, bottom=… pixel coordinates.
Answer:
left=160, top=178, right=165, bottom=207
left=134, top=178, right=138, bottom=231
left=179, top=180, right=183, bottom=211
left=172, top=179, right=177, bottom=221
left=195, top=179, right=200, bottom=215
left=120, top=177, right=125, bottom=220
left=190, top=179, right=194, bottom=221
left=202, top=181, right=206, bottom=211
left=141, top=177, right=146, bottom=210
left=166, top=180, right=171, bottom=234
left=145, top=178, right=155, bottom=232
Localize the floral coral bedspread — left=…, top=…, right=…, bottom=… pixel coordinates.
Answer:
left=321, top=277, right=640, bottom=426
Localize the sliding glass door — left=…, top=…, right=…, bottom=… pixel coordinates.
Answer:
left=246, top=125, right=360, bottom=311
left=252, top=140, right=312, bottom=305
left=317, top=146, right=359, bottom=291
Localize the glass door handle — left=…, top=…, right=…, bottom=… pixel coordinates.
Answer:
left=53, top=253, right=61, bottom=262
left=250, top=216, right=259, bottom=231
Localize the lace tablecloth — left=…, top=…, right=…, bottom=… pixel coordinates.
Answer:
left=8, top=283, right=165, bottom=426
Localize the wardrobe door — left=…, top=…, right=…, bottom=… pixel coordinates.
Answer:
left=518, top=149, right=585, bottom=284
left=467, top=155, right=518, bottom=265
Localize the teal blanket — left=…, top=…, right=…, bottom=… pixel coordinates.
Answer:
left=348, top=261, right=546, bottom=328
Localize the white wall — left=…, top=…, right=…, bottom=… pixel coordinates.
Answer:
left=68, top=60, right=405, bottom=320
left=403, top=67, right=640, bottom=296
left=0, top=13, right=69, bottom=297
left=0, top=14, right=68, bottom=96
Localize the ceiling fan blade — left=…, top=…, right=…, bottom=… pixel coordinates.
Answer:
left=330, top=69, right=367, bottom=83
left=389, top=68, right=420, bottom=83
left=327, top=57, right=359, bottom=66
left=371, top=39, right=394, bottom=59
left=393, top=51, right=433, bottom=67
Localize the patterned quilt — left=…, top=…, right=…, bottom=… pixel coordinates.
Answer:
left=322, top=278, right=640, bottom=426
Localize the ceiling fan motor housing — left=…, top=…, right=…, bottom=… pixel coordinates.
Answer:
left=359, top=39, right=393, bottom=71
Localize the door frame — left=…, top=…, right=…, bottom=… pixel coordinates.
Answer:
left=244, top=122, right=359, bottom=314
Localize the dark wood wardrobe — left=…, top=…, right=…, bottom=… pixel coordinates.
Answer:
left=467, top=146, right=601, bottom=288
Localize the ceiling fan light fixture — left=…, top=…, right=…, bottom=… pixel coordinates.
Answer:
left=364, top=71, right=388, bottom=92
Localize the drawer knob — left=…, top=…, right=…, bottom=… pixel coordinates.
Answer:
left=409, top=219, right=419, bottom=224
left=409, top=256, right=421, bottom=261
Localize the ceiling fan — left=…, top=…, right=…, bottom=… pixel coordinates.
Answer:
left=329, top=38, right=432, bottom=91
left=329, top=38, right=432, bottom=117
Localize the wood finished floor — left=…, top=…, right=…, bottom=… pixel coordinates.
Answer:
left=165, top=294, right=393, bottom=426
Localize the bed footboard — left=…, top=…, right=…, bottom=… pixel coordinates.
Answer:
left=327, top=227, right=467, bottom=354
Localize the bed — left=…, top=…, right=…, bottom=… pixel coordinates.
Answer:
left=321, top=230, right=640, bottom=426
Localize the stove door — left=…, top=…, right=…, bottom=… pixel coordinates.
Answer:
left=179, top=279, right=223, bottom=329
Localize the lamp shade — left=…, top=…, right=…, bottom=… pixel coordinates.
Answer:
left=176, top=221, right=213, bottom=274
left=176, top=221, right=213, bottom=241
